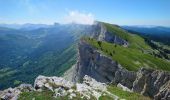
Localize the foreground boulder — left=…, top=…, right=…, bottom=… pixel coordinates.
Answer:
left=34, top=75, right=109, bottom=99
left=0, top=84, right=33, bottom=100
left=34, top=75, right=74, bottom=91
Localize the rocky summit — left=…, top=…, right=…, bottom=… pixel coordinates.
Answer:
left=0, top=75, right=124, bottom=100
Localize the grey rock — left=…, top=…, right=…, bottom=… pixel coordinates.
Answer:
left=54, top=87, right=67, bottom=97
left=154, top=80, right=170, bottom=100
left=34, top=75, right=74, bottom=91
left=34, top=75, right=111, bottom=99
left=132, top=68, right=170, bottom=98
left=63, top=64, right=78, bottom=83
left=0, top=84, right=33, bottom=100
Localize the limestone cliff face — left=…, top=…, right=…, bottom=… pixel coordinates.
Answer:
left=74, top=40, right=136, bottom=86
left=90, top=22, right=129, bottom=47
left=66, top=39, right=170, bottom=99
left=133, top=68, right=170, bottom=99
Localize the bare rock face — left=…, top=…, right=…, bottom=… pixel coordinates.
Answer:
left=0, top=84, right=33, bottom=100
left=63, top=64, right=78, bottom=83
left=73, top=40, right=136, bottom=88
left=154, top=80, right=170, bottom=100
left=90, top=22, right=129, bottom=47
left=132, top=68, right=170, bottom=99
left=68, top=39, right=170, bottom=99
left=83, top=75, right=107, bottom=91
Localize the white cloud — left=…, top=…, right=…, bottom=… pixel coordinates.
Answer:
left=62, top=11, right=95, bottom=25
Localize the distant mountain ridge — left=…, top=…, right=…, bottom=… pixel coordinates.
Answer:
left=122, top=25, right=170, bottom=45
left=0, top=23, right=52, bottom=30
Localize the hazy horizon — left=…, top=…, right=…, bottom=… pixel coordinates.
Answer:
left=0, top=22, right=170, bottom=28
left=0, top=0, right=170, bottom=26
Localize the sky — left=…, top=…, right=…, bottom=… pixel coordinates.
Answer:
left=0, top=0, right=170, bottom=26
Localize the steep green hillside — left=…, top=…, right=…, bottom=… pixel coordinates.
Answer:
left=84, top=37, right=170, bottom=71
left=0, top=45, right=77, bottom=89
left=0, top=23, right=94, bottom=89
left=99, top=85, right=150, bottom=100
left=0, top=25, right=79, bottom=89
left=122, top=26, right=170, bottom=45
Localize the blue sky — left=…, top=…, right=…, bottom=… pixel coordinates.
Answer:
left=0, top=0, right=170, bottom=26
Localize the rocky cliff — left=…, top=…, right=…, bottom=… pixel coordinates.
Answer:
left=64, top=39, right=170, bottom=100
left=133, top=68, right=170, bottom=99
left=89, top=22, right=129, bottom=47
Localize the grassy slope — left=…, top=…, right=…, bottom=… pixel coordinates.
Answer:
left=18, top=86, right=150, bottom=100
left=99, top=85, right=150, bottom=100
left=18, top=91, right=56, bottom=100
left=85, top=37, right=170, bottom=71
left=84, top=23, right=170, bottom=71
left=18, top=90, right=96, bottom=100
left=18, top=91, right=82, bottom=100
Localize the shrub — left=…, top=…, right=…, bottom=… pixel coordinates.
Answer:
left=110, top=53, right=113, bottom=56
left=105, top=50, right=108, bottom=53
left=98, top=41, right=102, bottom=47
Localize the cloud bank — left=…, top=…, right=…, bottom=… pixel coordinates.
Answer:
left=62, top=11, right=95, bottom=25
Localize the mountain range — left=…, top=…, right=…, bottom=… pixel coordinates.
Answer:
left=122, top=25, right=170, bottom=45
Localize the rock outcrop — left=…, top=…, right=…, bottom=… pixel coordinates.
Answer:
left=34, top=75, right=74, bottom=91
left=133, top=68, right=170, bottom=99
left=65, top=39, right=170, bottom=99
left=0, top=84, right=34, bottom=100
left=154, top=80, right=170, bottom=100
left=33, top=75, right=116, bottom=100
